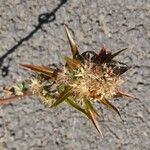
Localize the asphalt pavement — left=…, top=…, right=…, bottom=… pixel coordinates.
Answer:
left=0, top=0, right=150, bottom=149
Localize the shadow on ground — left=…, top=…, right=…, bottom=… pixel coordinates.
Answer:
left=0, top=0, right=67, bottom=77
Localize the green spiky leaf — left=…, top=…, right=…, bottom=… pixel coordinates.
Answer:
left=65, top=56, right=81, bottom=70
left=84, top=98, right=102, bottom=135
left=100, top=98, right=122, bottom=119
left=50, top=86, right=73, bottom=108
left=66, top=98, right=87, bottom=115
left=20, top=64, right=56, bottom=77
left=116, top=90, right=135, bottom=99
left=110, top=48, right=127, bottom=59
left=86, top=108, right=102, bottom=135
left=84, top=98, right=99, bottom=117
left=64, top=24, right=79, bottom=58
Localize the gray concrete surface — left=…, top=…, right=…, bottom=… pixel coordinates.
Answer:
left=0, top=0, right=150, bottom=149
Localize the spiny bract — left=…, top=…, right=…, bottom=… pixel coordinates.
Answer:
left=0, top=25, right=134, bottom=135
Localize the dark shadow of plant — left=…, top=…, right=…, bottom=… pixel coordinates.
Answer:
left=0, top=0, right=67, bottom=77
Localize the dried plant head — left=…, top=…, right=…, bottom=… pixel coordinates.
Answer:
left=0, top=24, right=134, bottom=135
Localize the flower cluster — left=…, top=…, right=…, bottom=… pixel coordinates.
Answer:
left=0, top=25, right=134, bottom=135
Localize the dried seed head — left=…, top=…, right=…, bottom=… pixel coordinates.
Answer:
left=29, top=77, right=43, bottom=95
left=0, top=25, right=134, bottom=135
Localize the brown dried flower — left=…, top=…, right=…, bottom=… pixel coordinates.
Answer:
left=0, top=25, right=134, bottom=135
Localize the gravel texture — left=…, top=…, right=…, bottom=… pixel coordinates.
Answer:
left=0, top=0, right=150, bottom=150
